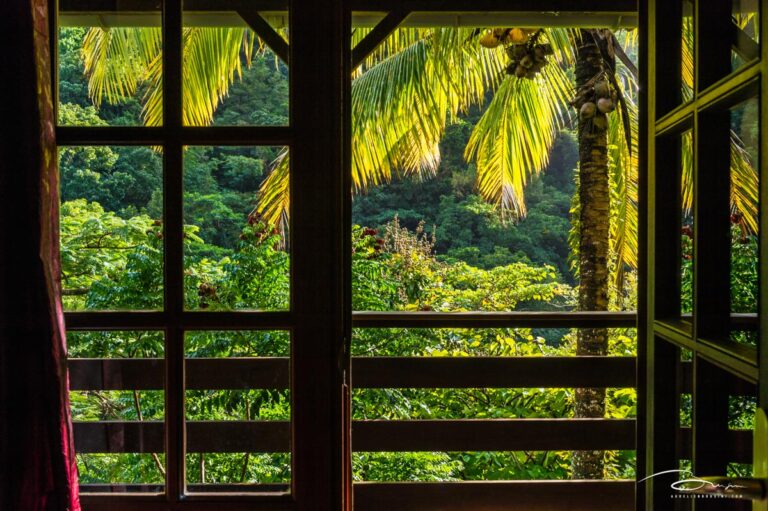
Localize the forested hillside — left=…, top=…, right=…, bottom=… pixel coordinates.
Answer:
left=57, top=26, right=646, bottom=488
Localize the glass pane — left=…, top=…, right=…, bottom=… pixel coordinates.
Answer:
left=732, top=0, right=761, bottom=72
left=68, top=331, right=165, bottom=492
left=681, top=0, right=694, bottom=102
left=680, top=130, right=693, bottom=318
left=349, top=22, right=639, bottom=314
left=57, top=7, right=162, bottom=126
left=729, top=97, right=759, bottom=318
left=352, top=328, right=636, bottom=480
left=181, top=6, right=289, bottom=126
left=183, top=146, right=289, bottom=311
left=185, top=331, right=290, bottom=492
left=59, top=146, right=163, bottom=311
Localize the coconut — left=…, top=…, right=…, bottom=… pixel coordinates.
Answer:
left=520, top=55, right=534, bottom=69
left=597, top=97, right=615, bottom=113
left=526, top=70, right=537, bottom=80
left=514, top=65, right=528, bottom=78
left=594, top=80, right=610, bottom=99
left=508, top=28, right=527, bottom=43
left=479, top=30, right=500, bottom=48
left=580, top=101, right=596, bottom=120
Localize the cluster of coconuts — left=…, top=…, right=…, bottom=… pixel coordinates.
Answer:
left=478, top=28, right=553, bottom=80
left=574, top=78, right=617, bottom=130
left=479, top=28, right=532, bottom=47
left=503, top=42, right=554, bottom=79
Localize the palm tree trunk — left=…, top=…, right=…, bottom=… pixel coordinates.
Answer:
left=572, top=29, right=610, bottom=480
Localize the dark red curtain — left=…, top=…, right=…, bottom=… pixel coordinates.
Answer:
left=0, top=0, right=81, bottom=509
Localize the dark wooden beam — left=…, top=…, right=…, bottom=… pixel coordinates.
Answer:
left=352, top=311, right=637, bottom=328
left=58, top=0, right=635, bottom=14
left=353, top=419, right=635, bottom=452
left=78, top=496, right=292, bottom=511
left=235, top=8, right=289, bottom=64
left=64, top=310, right=636, bottom=330
left=346, top=0, right=637, bottom=12
left=353, top=356, right=636, bottom=388
left=77, top=482, right=632, bottom=511
left=351, top=11, right=409, bottom=68
left=354, top=481, right=635, bottom=511
left=80, top=483, right=289, bottom=493
left=73, top=418, right=635, bottom=453
left=69, top=356, right=637, bottom=391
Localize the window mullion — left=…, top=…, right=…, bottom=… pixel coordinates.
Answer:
left=162, top=0, right=185, bottom=501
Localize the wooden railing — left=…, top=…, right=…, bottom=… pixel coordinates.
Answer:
left=67, top=312, right=758, bottom=511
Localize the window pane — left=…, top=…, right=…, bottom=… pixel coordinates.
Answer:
left=729, top=97, right=759, bottom=317
left=183, top=146, right=289, bottom=311
left=350, top=24, right=638, bottom=313
left=680, top=130, right=693, bottom=318
left=57, top=7, right=162, bottom=126
left=185, top=331, right=291, bottom=492
left=59, top=146, right=163, bottom=311
left=182, top=6, right=289, bottom=127
left=681, top=0, right=694, bottom=102
left=68, top=331, right=165, bottom=493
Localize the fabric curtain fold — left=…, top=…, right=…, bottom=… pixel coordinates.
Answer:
left=0, top=0, right=81, bottom=509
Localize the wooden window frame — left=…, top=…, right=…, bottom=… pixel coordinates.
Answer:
left=53, top=1, right=643, bottom=510
left=644, top=0, right=765, bottom=509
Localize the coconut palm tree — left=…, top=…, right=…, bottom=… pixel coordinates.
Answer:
left=82, top=20, right=758, bottom=479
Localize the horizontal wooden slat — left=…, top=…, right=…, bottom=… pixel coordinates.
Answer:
left=74, top=421, right=165, bottom=453
left=189, top=421, right=289, bottom=452
left=76, top=481, right=632, bottom=511
left=59, top=0, right=637, bottom=13
left=186, top=358, right=288, bottom=389
left=64, top=310, right=636, bottom=330
left=354, top=419, right=635, bottom=452
left=56, top=126, right=292, bottom=145
left=78, top=495, right=291, bottom=511
left=69, top=356, right=636, bottom=391
left=345, top=0, right=638, bottom=12
left=79, top=484, right=289, bottom=493
left=354, top=480, right=635, bottom=511
left=69, top=358, right=164, bottom=390
left=354, top=356, right=636, bottom=388
left=73, top=421, right=290, bottom=453
left=353, top=311, right=637, bottom=328
left=64, top=310, right=293, bottom=330
left=74, top=419, right=634, bottom=453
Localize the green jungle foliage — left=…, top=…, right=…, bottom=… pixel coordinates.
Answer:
left=57, top=27, right=648, bottom=487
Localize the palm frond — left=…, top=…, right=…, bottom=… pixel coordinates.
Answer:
left=256, top=149, right=290, bottom=227
left=465, top=56, right=571, bottom=217
left=83, top=26, right=255, bottom=127
left=82, top=27, right=161, bottom=108
left=730, top=134, right=759, bottom=233
left=607, top=79, right=638, bottom=289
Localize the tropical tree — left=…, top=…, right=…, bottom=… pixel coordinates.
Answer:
left=81, top=19, right=758, bottom=480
